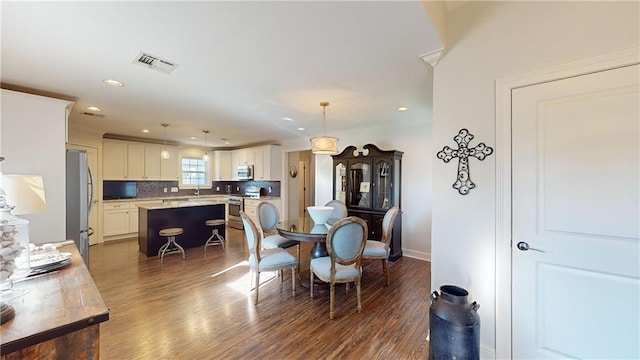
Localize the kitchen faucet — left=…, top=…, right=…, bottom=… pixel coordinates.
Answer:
left=194, top=184, right=200, bottom=196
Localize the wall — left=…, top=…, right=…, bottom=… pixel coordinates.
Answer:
left=281, top=119, right=432, bottom=260
left=1, top=89, right=73, bottom=244
left=430, top=1, right=640, bottom=357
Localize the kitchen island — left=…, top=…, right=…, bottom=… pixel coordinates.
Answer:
left=138, top=200, right=226, bottom=256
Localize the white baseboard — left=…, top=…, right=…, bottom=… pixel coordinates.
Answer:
left=481, top=345, right=496, bottom=360
left=402, top=249, right=430, bottom=261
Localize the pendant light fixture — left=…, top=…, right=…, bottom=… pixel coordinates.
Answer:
left=310, top=101, right=339, bottom=155
left=160, top=123, right=170, bottom=159
left=202, top=130, right=210, bottom=161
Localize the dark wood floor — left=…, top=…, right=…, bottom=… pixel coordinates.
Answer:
left=89, top=227, right=431, bottom=359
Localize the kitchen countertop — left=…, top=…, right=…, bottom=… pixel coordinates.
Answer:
left=105, top=194, right=281, bottom=205
left=136, top=199, right=225, bottom=210
left=103, top=194, right=228, bottom=203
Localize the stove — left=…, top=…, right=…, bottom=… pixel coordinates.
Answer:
left=244, top=186, right=262, bottom=199
left=227, top=186, right=262, bottom=229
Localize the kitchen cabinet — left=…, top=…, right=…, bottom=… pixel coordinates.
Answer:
left=332, top=144, right=403, bottom=260
left=102, top=141, right=128, bottom=180
left=243, top=198, right=282, bottom=227
left=102, top=202, right=131, bottom=237
left=103, top=140, right=165, bottom=180
left=160, top=147, right=180, bottom=180
left=229, top=145, right=282, bottom=180
left=252, top=145, right=282, bottom=180
left=214, top=151, right=232, bottom=181
left=103, top=200, right=160, bottom=238
left=127, top=143, right=161, bottom=180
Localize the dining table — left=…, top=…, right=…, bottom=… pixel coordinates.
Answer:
left=276, top=216, right=340, bottom=290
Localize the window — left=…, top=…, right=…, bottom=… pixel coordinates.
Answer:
left=181, top=156, right=207, bottom=185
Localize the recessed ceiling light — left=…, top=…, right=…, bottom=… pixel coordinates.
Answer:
left=86, top=106, right=102, bottom=112
left=141, top=129, right=150, bottom=133
left=396, top=106, right=409, bottom=112
left=282, top=117, right=294, bottom=122
left=297, top=127, right=305, bottom=131
left=103, top=79, right=124, bottom=87
left=190, top=136, right=197, bottom=140
left=225, top=141, right=230, bottom=145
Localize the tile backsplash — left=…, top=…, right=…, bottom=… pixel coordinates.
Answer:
left=114, top=180, right=281, bottom=199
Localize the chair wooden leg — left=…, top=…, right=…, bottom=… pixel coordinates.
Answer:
left=310, top=270, right=314, bottom=298
left=356, top=277, right=362, bottom=313
left=296, top=244, right=301, bottom=274
left=382, top=259, right=390, bottom=286
left=291, top=265, right=296, bottom=298
left=254, top=271, right=260, bottom=305
left=329, top=282, right=335, bottom=320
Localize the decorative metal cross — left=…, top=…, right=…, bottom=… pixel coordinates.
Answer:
left=437, top=129, right=493, bottom=195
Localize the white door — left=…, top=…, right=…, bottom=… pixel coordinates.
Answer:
left=512, top=64, right=639, bottom=359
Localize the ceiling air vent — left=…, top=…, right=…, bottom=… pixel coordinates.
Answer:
left=133, top=52, right=178, bottom=74
left=82, top=112, right=105, bottom=118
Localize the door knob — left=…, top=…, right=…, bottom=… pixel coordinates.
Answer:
left=516, top=241, right=545, bottom=253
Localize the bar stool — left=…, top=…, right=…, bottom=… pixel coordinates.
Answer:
left=158, top=227, right=185, bottom=263
left=204, top=219, right=225, bottom=251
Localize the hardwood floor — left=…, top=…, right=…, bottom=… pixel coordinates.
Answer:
left=89, top=227, right=431, bottom=359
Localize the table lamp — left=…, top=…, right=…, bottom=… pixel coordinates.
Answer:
left=0, top=174, right=47, bottom=324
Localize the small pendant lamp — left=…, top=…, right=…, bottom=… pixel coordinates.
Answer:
left=160, top=123, right=170, bottom=159
left=310, top=101, right=339, bottom=155
left=202, top=130, right=210, bottom=161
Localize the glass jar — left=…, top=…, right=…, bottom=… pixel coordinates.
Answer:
left=0, top=208, right=30, bottom=291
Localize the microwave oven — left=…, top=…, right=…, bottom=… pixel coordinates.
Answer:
left=237, top=165, right=253, bottom=180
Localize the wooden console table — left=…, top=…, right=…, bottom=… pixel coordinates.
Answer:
left=0, top=244, right=109, bottom=359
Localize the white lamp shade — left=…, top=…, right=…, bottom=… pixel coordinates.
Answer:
left=2, top=174, right=47, bottom=215
left=310, top=136, right=339, bottom=155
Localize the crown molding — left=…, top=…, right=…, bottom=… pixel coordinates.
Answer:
left=419, top=48, right=446, bottom=68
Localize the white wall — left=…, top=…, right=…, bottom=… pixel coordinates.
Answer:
left=1, top=89, right=73, bottom=244
left=282, top=119, right=433, bottom=260
left=431, top=1, right=640, bottom=357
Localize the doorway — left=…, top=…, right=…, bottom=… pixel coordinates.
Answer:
left=286, top=150, right=314, bottom=219
left=495, top=48, right=640, bottom=358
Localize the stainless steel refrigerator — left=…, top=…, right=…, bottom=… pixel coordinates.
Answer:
left=66, top=149, right=94, bottom=266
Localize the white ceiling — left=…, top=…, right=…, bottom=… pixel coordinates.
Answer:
left=1, top=1, right=443, bottom=148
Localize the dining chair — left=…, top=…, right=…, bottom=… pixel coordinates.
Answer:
left=324, top=199, right=348, bottom=221
left=310, top=216, right=368, bottom=319
left=257, top=202, right=300, bottom=271
left=362, top=206, right=399, bottom=286
left=240, top=211, right=297, bottom=305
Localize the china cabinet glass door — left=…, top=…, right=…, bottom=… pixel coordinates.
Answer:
left=349, top=161, right=371, bottom=208
left=374, top=159, right=392, bottom=209
left=335, top=162, right=346, bottom=203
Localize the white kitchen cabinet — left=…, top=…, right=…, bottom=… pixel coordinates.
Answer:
left=214, top=150, right=232, bottom=181
left=231, top=148, right=254, bottom=179
left=252, top=145, right=282, bottom=180
left=160, top=147, right=180, bottom=180
left=102, top=202, right=131, bottom=237
left=244, top=198, right=282, bottom=227
left=143, top=144, right=161, bottom=179
left=103, top=200, right=160, bottom=238
left=104, top=140, right=162, bottom=180
left=103, top=141, right=128, bottom=180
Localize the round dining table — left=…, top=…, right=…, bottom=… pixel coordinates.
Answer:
left=276, top=216, right=340, bottom=289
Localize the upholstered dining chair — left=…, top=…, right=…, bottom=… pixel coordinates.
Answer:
left=257, top=202, right=300, bottom=270
left=362, top=206, right=399, bottom=286
left=324, top=199, right=348, bottom=222
left=240, top=211, right=297, bottom=305
left=310, top=216, right=368, bottom=319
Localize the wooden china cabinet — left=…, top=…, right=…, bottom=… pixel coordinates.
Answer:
left=332, top=144, right=403, bottom=260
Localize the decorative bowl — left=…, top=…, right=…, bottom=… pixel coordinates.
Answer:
left=307, top=206, right=334, bottom=225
